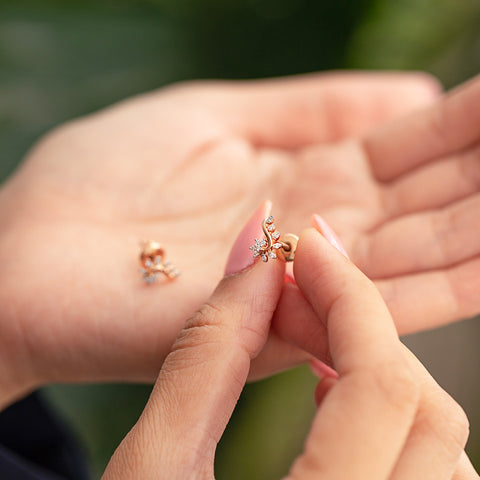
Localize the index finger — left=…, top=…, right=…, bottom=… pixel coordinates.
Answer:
left=293, top=228, right=401, bottom=375
left=365, top=74, right=480, bottom=181
left=288, top=229, right=420, bottom=479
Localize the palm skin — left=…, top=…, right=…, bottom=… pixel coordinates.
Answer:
left=0, top=72, right=479, bottom=396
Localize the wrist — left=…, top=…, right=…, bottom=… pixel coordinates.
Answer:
left=0, top=358, right=35, bottom=411
left=0, top=310, right=38, bottom=411
left=0, top=228, right=40, bottom=411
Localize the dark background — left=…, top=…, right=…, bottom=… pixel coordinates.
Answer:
left=1, top=0, right=479, bottom=477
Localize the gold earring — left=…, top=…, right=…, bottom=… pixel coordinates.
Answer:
left=249, top=216, right=298, bottom=262
left=139, top=241, right=180, bottom=284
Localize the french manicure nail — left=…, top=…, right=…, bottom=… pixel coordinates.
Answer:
left=225, top=200, right=272, bottom=275
left=311, top=214, right=349, bottom=259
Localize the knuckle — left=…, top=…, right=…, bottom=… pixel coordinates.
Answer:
left=368, top=358, right=420, bottom=415
left=419, top=385, right=470, bottom=453
left=442, top=396, right=470, bottom=449
left=185, top=301, right=224, bottom=330
left=173, top=302, right=227, bottom=353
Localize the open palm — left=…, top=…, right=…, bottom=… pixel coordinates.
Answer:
left=0, top=72, right=478, bottom=388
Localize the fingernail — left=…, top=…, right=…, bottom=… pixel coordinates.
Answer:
left=311, top=214, right=349, bottom=259
left=285, top=272, right=296, bottom=284
left=225, top=200, right=272, bottom=275
left=308, top=359, right=338, bottom=380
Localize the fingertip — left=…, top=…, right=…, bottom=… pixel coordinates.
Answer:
left=295, top=227, right=345, bottom=273
left=224, top=199, right=272, bottom=276
left=309, top=358, right=338, bottom=380
left=314, top=376, right=337, bottom=407
left=406, top=71, right=443, bottom=98
left=311, top=214, right=349, bottom=258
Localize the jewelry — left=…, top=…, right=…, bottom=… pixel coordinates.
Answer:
left=139, top=241, right=180, bottom=284
left=249, top=216, right=298, bottom=262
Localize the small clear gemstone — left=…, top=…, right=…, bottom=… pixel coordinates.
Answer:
left=273, top=243, right=282, bottom=249
left=266, top=215, right=274, bottom=224
left=251, top=238, right=268, bottom=256
left=268, top=252, right=277, bottom=259
left=154, top=256, right=162, bottom=265
left=268, top=224, right=275, bottom=232
left=145, top=259, right=153, bottom=267
left=272, top=232, right=280, bottom=240
left=261, top=254, right=268, bottom=262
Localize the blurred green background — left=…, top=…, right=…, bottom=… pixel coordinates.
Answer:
left=1, top=0, right=479, bottom=478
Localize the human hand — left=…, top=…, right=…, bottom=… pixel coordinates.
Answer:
left=0, top=71, right=478, bottom=400
left=102, top=225, right=478, bottom=479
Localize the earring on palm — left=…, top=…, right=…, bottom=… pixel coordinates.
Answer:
left=139, top=241, right=180, bottom=284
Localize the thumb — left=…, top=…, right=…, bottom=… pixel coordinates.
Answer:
left=104, top=201, right=285, bottom=479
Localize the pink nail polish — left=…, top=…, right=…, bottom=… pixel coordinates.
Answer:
left=285, top=272, right=296, bottom=284
left=225, top=200, right=272, bottom=275
left=309, top=359, right=339, bottom=380
left=311, top=214, right=349, bottom=259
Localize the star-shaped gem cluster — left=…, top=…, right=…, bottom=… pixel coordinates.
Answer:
left=249, top=216, right=283, bottom=262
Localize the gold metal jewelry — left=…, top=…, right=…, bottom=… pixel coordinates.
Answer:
left=139, top=241, right=180, bottom=284
left=249, top=216, right=298, bottom=262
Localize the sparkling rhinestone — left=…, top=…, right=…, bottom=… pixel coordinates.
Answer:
left=267, top=224, right=275, bottom=232
left=268, top=252, right=277, bottom=259
left=260, top=239, right=267, bottom=247
left=266, top=215, right=274, bottom=224
left=273, top=243, right=282, bottom=249
left=253, top=251, right=259, bottom=258
left=154, top=256, right=162, bottom=265
left=261, top=254, right=268, bottom=262
left=145, top=259, right=153, bottom=268
left=272, top=232, right=280, bottom=240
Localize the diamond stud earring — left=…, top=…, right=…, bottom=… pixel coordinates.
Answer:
left=249, top=216, right=298, bottom=262
left=139, top=241, right=180, bottom=284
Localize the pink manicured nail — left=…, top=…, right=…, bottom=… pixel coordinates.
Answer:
left=309, top=359, right=339, bottom=380
left=285, top=272, right=296, bottom=284
left=225, top=200, right=272, bottom=275
left=311, top=214, right=349, bottom=259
